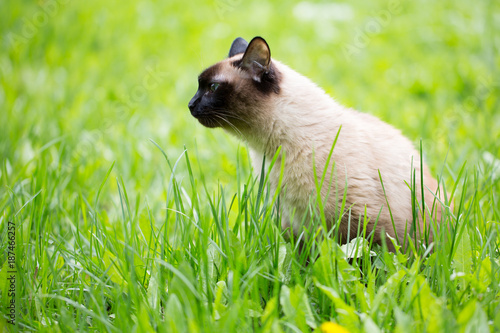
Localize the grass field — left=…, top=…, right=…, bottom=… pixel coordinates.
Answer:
left=1, top=0, right=499, bottom=331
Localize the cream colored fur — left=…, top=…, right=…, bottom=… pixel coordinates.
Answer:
left=229, top=58, right=442, bottom=246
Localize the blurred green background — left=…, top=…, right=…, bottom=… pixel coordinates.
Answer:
left=1, top=0, right=499, bottom=227
left=1, top=0, right=499, bottom=330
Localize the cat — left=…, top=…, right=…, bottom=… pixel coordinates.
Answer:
left=189, top=36, right=447, bottom=249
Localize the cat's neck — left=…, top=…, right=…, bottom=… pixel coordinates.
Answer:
left=241, top=61, right=343, bottom=158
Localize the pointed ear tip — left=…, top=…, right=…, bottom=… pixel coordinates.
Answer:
left=233, top=37, right=247, bottom=43
left=228, top=37, right=249, bottom=57
left=250, top=36, right=270, bottom=50
left=251, top=36, right=267, bottom=43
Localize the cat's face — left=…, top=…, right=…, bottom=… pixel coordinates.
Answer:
left=188, top=37, right=281, bottom=131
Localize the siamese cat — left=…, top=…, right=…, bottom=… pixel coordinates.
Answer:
left=189, top=36, right=445, bottom=248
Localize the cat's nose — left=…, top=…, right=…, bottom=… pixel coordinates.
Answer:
left=188, top=96, right=199, bottom=113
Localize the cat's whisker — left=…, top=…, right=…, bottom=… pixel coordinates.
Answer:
left=214, top=114, right=244, bottom=138
left=213, top=118, right=223, bottom=128
left=210, top=108, right=252, bottom=128
left=223, top=113, right=252, bottom=127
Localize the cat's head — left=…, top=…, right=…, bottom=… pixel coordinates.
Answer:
left=188, top=37, right=281, bottom=131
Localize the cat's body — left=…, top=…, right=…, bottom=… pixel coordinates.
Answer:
left=189, top=37, right=443, bottom=247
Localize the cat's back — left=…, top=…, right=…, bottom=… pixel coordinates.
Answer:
left=333, top=106, right=419, bottom=171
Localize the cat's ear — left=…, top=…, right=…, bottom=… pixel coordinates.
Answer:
left=240, top=37, right=271, bottom=82
left=228, top=37, right=248, bottom=57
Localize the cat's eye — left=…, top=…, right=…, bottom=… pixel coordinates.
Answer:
left=210, top=82, right=219, bottom=92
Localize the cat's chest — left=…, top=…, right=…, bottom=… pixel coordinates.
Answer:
left=249, top=149, right=316, bottom=202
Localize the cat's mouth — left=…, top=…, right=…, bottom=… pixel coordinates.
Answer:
left=193, top=114, right=221, bottom=128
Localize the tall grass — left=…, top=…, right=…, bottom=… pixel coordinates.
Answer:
left=1, top=137, right=499, bottom=332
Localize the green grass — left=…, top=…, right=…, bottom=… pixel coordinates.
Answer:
left=1, top=0, right=499, bottom=331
